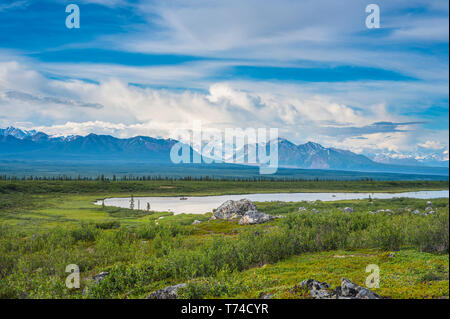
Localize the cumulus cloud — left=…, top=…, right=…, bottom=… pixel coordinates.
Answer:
left=418, top=140, right=446, bottom=150
left=2, top=59, right=447, bottom=158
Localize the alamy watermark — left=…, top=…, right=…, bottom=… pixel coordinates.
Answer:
left=169, top=121, right=279, bottom=175
left=365, top=264, right=380, bottom=288
left=366, top=4, right=380, bottom=29
left=65, top=264, right=80, bottom=289
left=65, top=4, right=80, bottom=29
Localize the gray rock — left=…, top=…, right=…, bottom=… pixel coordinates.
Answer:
left=298, top=207, right=307, bottom=213
left=427, top=201, right=432, bottom=207
left=340, top=278, right=360, bottom=297
left=147, top=283, right=187, bottom=299
left=300, top=278, right=381, bottom=299
left=92, top=271, right=109, bottom=284
left=310, top=289, right=332, bottom=299
left=412, top=209, right=421, bottom=214
left=192, top=220, right=201, bottom=225
left=214, top=199, right=257, bottom=220
left=300, top=279, right=330, bottom=290
left=341, top=278, right=380, bottom=299
left=355, top=287, right=381, bottom=299
left=299, top=279, right=332, bottom=299
left=343, top=207, right=354, bottom=213
left=238, top=210, right=276, bottom=225
left=259, top=293, right=273, bottom=299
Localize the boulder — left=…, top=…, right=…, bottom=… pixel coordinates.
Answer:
left=412, top=209, right=421, bottom=214
left=427, top=201, right=432, bottom=207
left=192, top=220, right=201, bottom=225
left=298, top=278, right=380, bottom=299
left=213, top=199, right=257, bottom=220
left=299, top=279, right=331, bottom=299
left=147, top=283, right=187, bottom=299
left=299, top=279, right=330, bottom=290
left=343, top=207, right=354, bottom=213
left=340, top=278, right=380, bottom=299
left=298, top=207, right=307, bottom=213
left=238, top=210, right=276, bottom=225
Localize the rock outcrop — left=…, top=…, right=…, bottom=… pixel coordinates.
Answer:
left=213, top=199, right=257, bottom=220
left=238, top=210, right=276, bottom=225
left=191, top=220, right=201, bottom=225
left=147, top=283, right=187, bottom=299
left=343, top=207, right=354, bottom=213
left=214, top=199, right=277, bottom=225
left=299, top=278, right=381, bottom=299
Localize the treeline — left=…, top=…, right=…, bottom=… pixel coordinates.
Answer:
left=0, top=174, right=378, bottom=182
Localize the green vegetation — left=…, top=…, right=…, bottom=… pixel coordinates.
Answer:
left=0, top=180, right=448, bottom=299
left=1, top=179, right=447, bottom=196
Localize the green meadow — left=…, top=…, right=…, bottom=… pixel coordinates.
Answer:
left=0, top=180, right=448, bottom=299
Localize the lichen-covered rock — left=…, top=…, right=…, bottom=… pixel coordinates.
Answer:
left=238, top=210, right=276, bottom=225
left=343, top=207, right=354, bottom=213
left=340, top=278, right=380, bottom=299
left=299, top=279, right=330, bottom=290
left=299, top=279, right=331, bottom=299
left=147, top=283, right=187, bottom=299
left=213, top=199, right=257, bottom=220
left=298, top=278, right=381, bottom=299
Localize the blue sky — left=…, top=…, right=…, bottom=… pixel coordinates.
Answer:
left=0, top=0, right=448, bottom=161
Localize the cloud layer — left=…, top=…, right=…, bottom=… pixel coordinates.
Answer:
left=0, top=0, right=448, bottom=160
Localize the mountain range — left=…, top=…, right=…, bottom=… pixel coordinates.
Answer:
left=0, top=127, right=448, bottom=176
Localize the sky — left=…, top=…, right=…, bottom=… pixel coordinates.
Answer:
left=0, top=0, right=448, bottom=161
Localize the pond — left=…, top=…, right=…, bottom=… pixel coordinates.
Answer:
left=95, top=190, right=449, bottom=215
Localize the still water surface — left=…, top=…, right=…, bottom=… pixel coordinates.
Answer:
left=95, top=190, right=449, bottom=215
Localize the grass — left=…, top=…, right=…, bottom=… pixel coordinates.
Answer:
left=215, top=249, right=449, bottom=299
left=0, top=180, right=448, bottom=299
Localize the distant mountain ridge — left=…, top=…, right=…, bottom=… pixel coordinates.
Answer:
left=0, top=127, right=448, bottom=176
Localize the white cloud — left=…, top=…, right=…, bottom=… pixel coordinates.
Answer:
left=418, top=140, right=445, bottom=150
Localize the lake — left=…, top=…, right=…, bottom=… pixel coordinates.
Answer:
left=95, top=190, right=449, bottom=215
